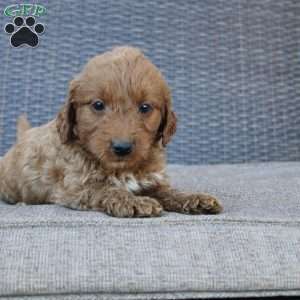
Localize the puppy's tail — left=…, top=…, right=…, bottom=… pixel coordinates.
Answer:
left=17, top=114, right=31, bottom=141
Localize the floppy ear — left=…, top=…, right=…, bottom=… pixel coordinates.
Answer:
left=161, top=105, right=177, bottom=146
left=56, top=80, right=78, bottom=144
left=158, top=89, right=177, bottom=146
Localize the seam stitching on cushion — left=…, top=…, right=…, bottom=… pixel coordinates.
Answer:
left=0, top=218, right=300, bottom=228
left=1, top=288, right=300, bottom=299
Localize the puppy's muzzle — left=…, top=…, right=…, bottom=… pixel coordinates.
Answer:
left=111, top=140, right=133, bottom=156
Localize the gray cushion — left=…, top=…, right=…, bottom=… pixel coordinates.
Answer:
left=0, top=162, right=300, bottom=299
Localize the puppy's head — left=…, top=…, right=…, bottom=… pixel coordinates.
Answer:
left=57, top=46, right=176, bottom=171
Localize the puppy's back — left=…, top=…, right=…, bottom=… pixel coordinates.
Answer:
left=0, top=119, right=58, bottom=204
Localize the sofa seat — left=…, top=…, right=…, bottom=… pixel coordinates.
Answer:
left=0, top=162, right=300, bottom=299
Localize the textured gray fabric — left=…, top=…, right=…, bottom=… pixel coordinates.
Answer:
left=0, top=162, right=300, bottom=299
left=0, top=0, right=300, bottom=164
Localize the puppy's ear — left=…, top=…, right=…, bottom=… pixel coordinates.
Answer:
left=159, top=92, right=177, bottom=146
left=161, top=106, right=177, bottom=146
left=56, top=80, right=78, bottom=144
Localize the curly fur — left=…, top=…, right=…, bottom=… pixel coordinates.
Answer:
left=0, top=46, right=222, bottom=217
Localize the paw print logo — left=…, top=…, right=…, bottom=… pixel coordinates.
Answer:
left=4, top=16, right=45, bottom=47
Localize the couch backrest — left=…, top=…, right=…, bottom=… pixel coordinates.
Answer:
left=0, top=0, right=299, bottom=164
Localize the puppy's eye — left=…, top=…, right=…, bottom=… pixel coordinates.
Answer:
left=139, top=103, right=153, bottom=114
left=92, top=100, right=105, bottom=111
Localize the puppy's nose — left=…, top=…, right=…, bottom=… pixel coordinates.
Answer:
left=111, top=140, right=133, bottom=156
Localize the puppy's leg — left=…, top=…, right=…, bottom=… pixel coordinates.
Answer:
left=50, top=186, right=163, bottom=218
left=144, top=186, right=222, bottom=215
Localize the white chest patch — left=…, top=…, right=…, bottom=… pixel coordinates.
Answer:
left=109, top=171, right=165, bottom=193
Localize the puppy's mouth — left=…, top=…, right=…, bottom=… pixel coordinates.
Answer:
left=112, top=155, right=132, bottom=163
left=104, top=154, right=138, bottom=171
left=97, top=141, right=148, bottom=170
left=103, top=147, right=144, bottom=171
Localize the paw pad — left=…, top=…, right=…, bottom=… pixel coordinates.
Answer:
left=4, top=16, right=45, bottom=47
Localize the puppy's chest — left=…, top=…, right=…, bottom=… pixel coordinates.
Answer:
left=107, top=172, right=166, bottom=193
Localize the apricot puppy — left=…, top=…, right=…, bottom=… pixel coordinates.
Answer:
left=0, top=46, right=222, bottom=217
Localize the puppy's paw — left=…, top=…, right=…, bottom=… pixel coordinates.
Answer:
left=132, top=197, right=163, bottom=217
left=107, top=197, right=163, bottom=218
left=182, top=194, right=223, bottom=214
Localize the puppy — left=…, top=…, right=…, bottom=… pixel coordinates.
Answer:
left=0, top=46, right=222, bottom=217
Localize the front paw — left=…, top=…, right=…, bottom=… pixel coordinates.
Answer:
left=182, top=194, right=223, bottom=214
left=107, top=197, right=163, bottom=218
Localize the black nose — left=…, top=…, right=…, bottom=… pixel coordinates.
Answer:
left=111, top=140, right=133, bottom=156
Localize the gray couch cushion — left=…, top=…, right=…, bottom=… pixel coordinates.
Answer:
left=0, top=162, right=300, bottom=299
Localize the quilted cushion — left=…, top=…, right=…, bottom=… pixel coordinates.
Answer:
left=0, top=162, right=299, bottom=299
